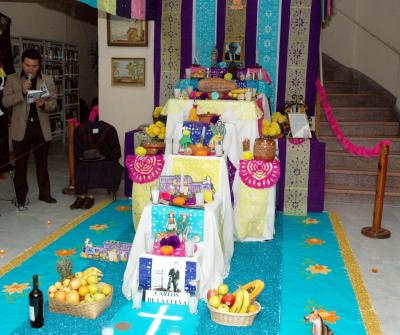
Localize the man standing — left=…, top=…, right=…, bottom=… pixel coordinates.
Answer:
left=167, top=262, right=180, bottom=292
left=2, top=48, right=57, bottom=210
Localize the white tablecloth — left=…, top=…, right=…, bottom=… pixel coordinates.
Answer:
left=122, top=199, right=229, bottom=299
left=162, top=99, right=261, bottom=155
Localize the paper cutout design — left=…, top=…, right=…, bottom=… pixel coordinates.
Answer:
left=239, top=159, right=280, bottom=189
left=125, top=154, right=165, bottom=184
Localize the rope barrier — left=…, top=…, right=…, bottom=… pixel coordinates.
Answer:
left=316, top=79, right=392, bottom=157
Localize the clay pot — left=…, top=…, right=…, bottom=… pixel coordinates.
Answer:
left=253, top=137, right=276, bottom=162
left=141, top=142, right=166, bottom=156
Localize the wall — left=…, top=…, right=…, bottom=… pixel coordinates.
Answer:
left=321, top=0, right=400, bottom=110
left=97, top=11, right=154, bottom=148
left=0, top=1, right=98, bottom=105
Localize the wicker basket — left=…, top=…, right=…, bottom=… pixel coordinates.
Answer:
left=198, top=78, right=237, bottom=93
left=48, top=284, right=113, bottom=319
left=208, top=301, right=261, bottom=327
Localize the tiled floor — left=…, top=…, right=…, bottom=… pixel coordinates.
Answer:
left=0, top=141, right=399, bottom=334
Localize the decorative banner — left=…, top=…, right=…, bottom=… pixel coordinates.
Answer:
left=224, top=0, right=247, bottom=62
left=158, top=0, right=182, bottom=105
left=257, top=0, right=281, bottom=113
left=195, top=0, right=217, bottom=67
left=283, top=138, right=310, bottom=216
left=98, top=0, right=116, bottom=15
left=239, top=159, right=281, bottom=189
left=151, top=205, right=205, bottom=242
left=78, top=0, right=153, bottom=19
left=125, top=154, right=164, bottom=184
left=284, top=0, right=312, bottom=102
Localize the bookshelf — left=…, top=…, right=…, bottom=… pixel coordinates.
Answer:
left=11, top=37, right=80, bottom=142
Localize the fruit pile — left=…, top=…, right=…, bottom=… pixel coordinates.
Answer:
left=207, top=280, right=264, bottom=314
left=48, top=267, right=112, bottom=304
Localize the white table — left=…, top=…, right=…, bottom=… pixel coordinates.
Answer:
left=122, top=199, right=230, bottom=299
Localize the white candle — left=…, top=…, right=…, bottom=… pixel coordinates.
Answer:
left=102, top=327, right=114, bottom=335
left=180, top=173, right=184, bottom=193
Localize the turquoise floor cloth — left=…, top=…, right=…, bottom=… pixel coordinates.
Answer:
left=0, top=200, right=371, bottom=334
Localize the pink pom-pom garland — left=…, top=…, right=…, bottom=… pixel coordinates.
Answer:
left=316, top=79, right=391, bottom=157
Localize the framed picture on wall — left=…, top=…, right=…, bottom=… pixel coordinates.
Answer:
left=223, top=39, right=243, bottom=63
left=111, top=57, right=145, bottom=86
left=107, top=14, right=148, bottom=46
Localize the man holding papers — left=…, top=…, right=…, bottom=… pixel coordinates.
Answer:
left=2, top=48, right=57, bottom=210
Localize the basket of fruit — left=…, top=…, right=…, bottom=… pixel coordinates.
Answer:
left=48, top=266, right=113, bottom=319
left=207, top=280, right=264, bottom=327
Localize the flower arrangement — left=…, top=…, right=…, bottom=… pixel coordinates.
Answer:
left=152, top=106, right=167, bottom=123
left=146, top=121, right=166, bottom=142
left=261, top=119, right=282, bottom=138
left=135, top=146, right=147, bottom=156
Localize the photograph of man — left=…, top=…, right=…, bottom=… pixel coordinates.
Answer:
left=2, top=48, right=57, bottom=211
left=167, top=261, right=180, bottom=292
left=224, top=41, right=241, bottom=61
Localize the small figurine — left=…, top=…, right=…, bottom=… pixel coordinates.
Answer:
left=165, top=211, right=178, bottom=233
left=188, top=103, right=199, bottom=122
left=304, top=308, right=333, bottom=335
left=179, top=128, right=193, bottom=151
left=85, top=238, right=93, bottom=248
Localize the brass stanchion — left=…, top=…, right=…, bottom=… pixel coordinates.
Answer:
left=62, top=122, right=75, bottom=195
left=361, top=143, right=391, bottom=239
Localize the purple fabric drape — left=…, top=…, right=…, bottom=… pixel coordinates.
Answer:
left=124, top=130, right=135, bottom=197
left=216, top=0, right=227, bottom=62
left=116, top=0, right=131, bottom=18
left=153, top=0, right=162, bottom=106
left=244, top=0, right=258, bottom=67
left=304, top=0, right=322, bottom=116
left=146, top=0, right=155, bottom=20
left=277, top=137, right=325, bottom=213
left=180, top=0, right=194, bottom=78
left=276, top=0, right=291, bottom=112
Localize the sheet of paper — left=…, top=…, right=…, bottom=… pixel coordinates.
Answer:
left=287, top=112, right=311, bottom=138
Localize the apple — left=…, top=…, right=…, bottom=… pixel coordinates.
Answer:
left=93, top=292, right=106, bottom=301
left=218, top=304, right=230, bottom=312
left=218, top=283, right=229, bottom=295
left=208, top=295, right=221, bottom=308
left=221, top=293, right=236, bottom=307
left=48, top=285, right=57, bottom=293
left=78, top=285, right=89, bottom=297
left=101, top=284, right=112, bottom=296
left=86, top=275, right=99, bottom=285
left=207, top=288, right=218, bottom=301
left=69, top=277, right=82, bottom=290
left=84, top=293, right=94, bottom=303
left=88, top=284, right=98, bottom=294
left=65, top=290, right=80, bottom=304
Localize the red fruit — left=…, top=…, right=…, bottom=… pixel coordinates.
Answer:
left=207, top=289, right=218, bottom=301
left=221, top=293, right=236, bottom=307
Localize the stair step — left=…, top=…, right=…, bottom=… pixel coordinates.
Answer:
left=325, top=183, right=400, bottom=205
left=323, top=81, right=358, bottom=93
left=319, top=120, right=399, bottom=137
left=319, top=135, right=400, bottom=154
left=326, top=93, right=392, bottom=107
left=319, top=107, right=395, bottom=121
left=325, top=168, right=400, bottom=188
left=323, top=68, right=354, bottom=82
left=325, top=151, right=400, bottom=171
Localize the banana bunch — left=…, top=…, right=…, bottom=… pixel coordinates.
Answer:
left=230, top=88, right=248, bottom=95
left=75, top=267, right=103, bottom=280
left=230, top=287, right=250, bottom=313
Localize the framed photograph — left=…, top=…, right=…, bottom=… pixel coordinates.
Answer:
left=107, top=14, right=148, bottom=46
left=223, top=39, right=243, bottom=62
left=287, top=112, right=312, bottom=138
left=111, top=57, right=145, bottom=86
